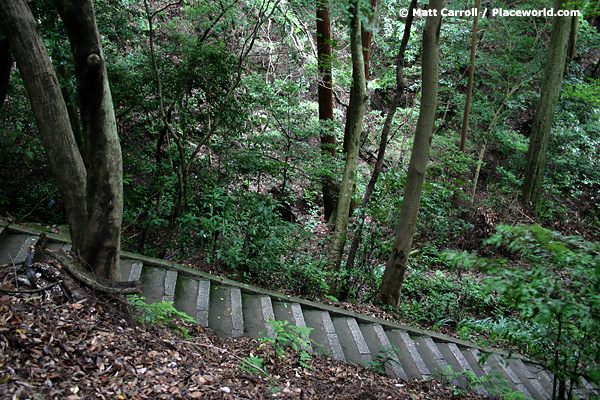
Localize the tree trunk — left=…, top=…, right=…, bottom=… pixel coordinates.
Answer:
left=0, top=0, right=88, bottom=252
left=522, top=0, right=572, bottom=212
left=361, top=0, right=377, bottom=83
left=0, top=37, right=11, bottom=109
left=565, top=9, right=580, bottom=75
left=0, top=0, right=123, bottom=281
left=377, top=0, right=444, bottom=307
left=459, top=0, right=480, bottom=152
left=345, top=0, right=417, bottom=276
left=317, top=0, right=336, bottom=222
left=325, top=0, right=368, bottom=287
left=55, top=0, right=123, bottom=281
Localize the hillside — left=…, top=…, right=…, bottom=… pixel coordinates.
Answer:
left=0, top=277, right=489, bottom=400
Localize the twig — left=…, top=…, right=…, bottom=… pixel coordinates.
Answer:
left=159, top=337, right=229, bottom=353
left=516, top=206, right=535, bottom=223
left=0, top=281, right=60, bottom=294
left=17, top=189, right=59, bottom=223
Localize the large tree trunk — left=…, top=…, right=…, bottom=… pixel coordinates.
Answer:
left=0, top=0, right=88, bottom=249
left=377, top=0, right=444, bottom=307
left=522, top=0, right=573, bottom=212
left=0, top=0, right=123, bottom=281
left=325, top=0, right=368, bottom=287
left=317, top=0, right=336, bottom=222
left=55, top=0, right=123, bottom=281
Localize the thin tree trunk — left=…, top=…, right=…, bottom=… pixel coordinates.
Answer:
left=522, top=0, right=573, bottom=211
left=317, top=0, right=336, bottom=222
left=377, top=0, right=444, bottom=307
left=325, top=0, right=368, bottom=288
left=470, top=139, right=487, bottom=203
left=345, top=0, right=417, bottom=276
left=565, top=10, right=579, bottom=74
left=361, top=0, right=377, bottom=83
left=459, top=0, right=480, bottom=152
left=451, top=0, right=480, bottom=208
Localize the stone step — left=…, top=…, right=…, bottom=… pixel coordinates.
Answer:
left=46, top=241, right=72, bottom=252
left=471, top=348, right=533, bottom=398
left=469, top=348, right=514, bottom=396
left=508, top=357, right=555, bottom=400
left=173, top=276, right=211, bottom=327
left=272, top=301, right=312, bottom=352
left=491, top=353, right=533, bottom=398
left=331, top=317, right=372, bottom=364
left=431, top=340, right=492, bottom=397
left=119, top=259, right=143, bottom=282
left=359, top=324, right=406, bottom=379
left=413, top=337, right=460, bottom=386
left=451, top=344, right=494, bottom=396
left=448, top=343, right=490, bottom=397
left=303, top=309, right=345, bottom=361
left=209, top=286, right=244, bottom=338
left=139, top=266, right=178, bottom=304
left=386, top=330, right=431, bottom=380
left=435, top=342, right=472, bottom=387
left=534, top=367, right=597, bottom=400
left=514, top=359, right=551, bottom=400
left=242, top=294, right=276, bottom=339
left=0, top=234, right=37, bottom=265
left=163, top=269, right=178, bottom=303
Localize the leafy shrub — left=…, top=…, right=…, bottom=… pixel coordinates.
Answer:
left=443, top=224, right=600, bottom=398
left=260, top=320, right=313, bottom=369
left=395, top=266, right=504, bottom=328
left=126, top=295, right=196, bottom=337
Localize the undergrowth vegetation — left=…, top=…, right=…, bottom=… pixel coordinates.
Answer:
left=444, top=224, right=600, bottom=396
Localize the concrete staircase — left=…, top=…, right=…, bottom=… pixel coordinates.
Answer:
left=1, top=222, right=598, bottom=400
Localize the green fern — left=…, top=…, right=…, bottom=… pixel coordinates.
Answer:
left=126, top=294, right=195, bottom=337
left=260, top=320, right=314, bottom=369
left=362, top=344, right=402, bottom=375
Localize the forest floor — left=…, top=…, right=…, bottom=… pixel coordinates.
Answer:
left=0, top=273, right=490, bottom=400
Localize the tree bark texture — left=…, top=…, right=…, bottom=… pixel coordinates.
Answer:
left=0, top=0, right=123, bottom=281
left=317, top=0, right=336, bottom=222
left=521, top=0, right=572, bottom=212
left=325, top=0, right=368, bottom=284
left=377, top=0, right=444, bottom=307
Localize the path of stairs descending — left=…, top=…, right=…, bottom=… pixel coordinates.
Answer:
left=1, top=222, right=598, bottom=400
